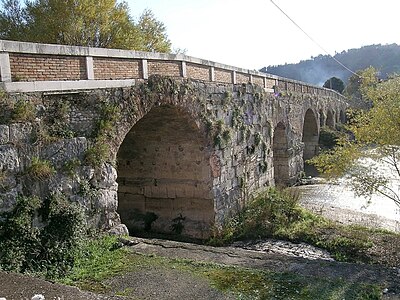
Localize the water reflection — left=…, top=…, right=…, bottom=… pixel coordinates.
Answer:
left=294, top=163, right=400, bottom=233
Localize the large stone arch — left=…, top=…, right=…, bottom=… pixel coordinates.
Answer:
left=302, top=109, right=319, bottom=161
left=116, top=105, right=214, bottom=238
left=273, top=122, right=289, bottom=186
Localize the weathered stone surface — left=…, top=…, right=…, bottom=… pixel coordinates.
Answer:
left=0, top=125, right=9, bottom=144
left=108, top=223, right=129, bottom=236
left=42, top=137, right=88, bottom=167
left=0, top=144, right=19, bottom=172
left=0, top=79, right=347, bottom=238
left=91, top=163, right=118, bottom=191
left=9, top=123, right=33, bottom=144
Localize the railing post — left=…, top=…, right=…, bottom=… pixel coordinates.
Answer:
left=209, top=66, right=215, bottom=82
left=0, top=52, right=12, bottom=82
left=85, top=56, right=94, bottom=80
left=142, top=59, right=148, bottom=80
left=232, top=70, right=237, bottom=84
left=181, top=61, right=187, bottom=78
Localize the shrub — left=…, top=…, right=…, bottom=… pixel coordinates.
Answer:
left=12, top=99, right=36, bottom=122
left=85, top=142, right=110, bottom=167
left=0, top=194, right=85, bottom=279
left=26, top=157, right=56, bottom=181
left=209, top=188, right=374, bottom=263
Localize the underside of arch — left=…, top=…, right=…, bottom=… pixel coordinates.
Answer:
left=116, top=105, right=214, bottom=238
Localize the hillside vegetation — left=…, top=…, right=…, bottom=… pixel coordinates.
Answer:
left=261, top=44, right=400, bottom=86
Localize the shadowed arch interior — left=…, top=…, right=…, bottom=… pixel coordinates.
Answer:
left=302, top=109, right=319, bottom=161
left=326, top=110, right=335, bottom=128
left=273, top=122, right=289, bottom=186
left=340, top=110, right=346, bottom=123
left=116, top=105, right=214, bottom=238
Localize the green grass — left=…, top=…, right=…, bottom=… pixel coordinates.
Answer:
left=60, top=235, right=131, bottom=290
left=208, top=188, right=397, bottom=264
left=58, top=236, right=382, bottom=299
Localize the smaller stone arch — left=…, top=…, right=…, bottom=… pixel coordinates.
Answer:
left=273, top=122, right=289, bottom=186
left=326, top=110, right=335, bottom=128
left=302, top=109, right=319, bottom=161
left=319, top=109, right=325, bottom=127
left=339, top=110, right=346, bottom=123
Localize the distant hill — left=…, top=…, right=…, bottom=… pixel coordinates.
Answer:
left=261, top=44, right=400, bottom=86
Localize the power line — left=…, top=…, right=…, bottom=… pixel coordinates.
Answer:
left=270, top=0, right=360, bottom=78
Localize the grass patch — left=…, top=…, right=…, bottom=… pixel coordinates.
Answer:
left=59, top=235, right=131, bottom=291
left=59, top=243, right=383, bottom=300
left=26, top=157, right=56, bottom=181
left=208, top=188, right=398, bottom=265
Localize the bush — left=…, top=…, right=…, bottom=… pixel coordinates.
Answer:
left=0, top=194, right=85, bottom=279
left=209, top=188, right=374, bottom=263
left=12, top=99, right=36, bottom=122
left=209, top=188, right=303, bottom=245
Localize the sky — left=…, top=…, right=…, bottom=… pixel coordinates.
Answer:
left=126, top=0, right=400, bottom=70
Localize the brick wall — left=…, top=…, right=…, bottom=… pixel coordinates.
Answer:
left=187, top=63, right=210, bottom=81
left=93, top=57, right=142, bottom=80
left=148, top=61, right=181, bottom=77
left=253, top=76, right=264, bottom=87
left=9, top=53, right=86, bottom=81
left=214, top=68, right=232, bottom=83
left=236, top=73, right=250, bottom=84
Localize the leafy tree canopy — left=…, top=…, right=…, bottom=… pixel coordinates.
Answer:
left=323, top=76, right=345, bottom=94
left=310, top=67, right=400, bottom=207
left=0, top=0, right=171, bottom=52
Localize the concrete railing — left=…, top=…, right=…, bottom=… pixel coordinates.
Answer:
left=0, top=39, right=345, bottom=100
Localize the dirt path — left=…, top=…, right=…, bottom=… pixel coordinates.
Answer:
left=1, top=237, right=399, bottom=300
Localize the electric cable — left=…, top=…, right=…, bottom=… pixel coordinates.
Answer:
left=270, top=0, right=361, bottom=78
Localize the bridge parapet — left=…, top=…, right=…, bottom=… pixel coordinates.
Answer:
left=0, top=39, right=344, bottom=100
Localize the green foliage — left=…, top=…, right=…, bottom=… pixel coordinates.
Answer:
left=60, top=235, right=127, bottom=288
left=63, top=158, right=82, bottom=178
left=0, top=96, right=36, bottom=123
left=0, top=0, right=171, bottom=52
left=11, top=99, right=36, bottom=122
left=311, top=70, right=400, bottom=206
left=0, top=194, right=85, bottom=279
left=323, top=76, right=345, bottom=94
left=318, top=126, right=342, bottom=149
left=84, top=102, right=121, bottom=168
left=26, top=157, right=56, bottom=181
left=209, top=189, right=375, bottom=263
left=85, top=141, right=110, bottom=168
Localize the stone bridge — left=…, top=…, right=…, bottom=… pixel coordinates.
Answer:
left=0, top=40, right=347, bottom=238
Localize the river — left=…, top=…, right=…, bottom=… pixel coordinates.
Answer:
left=294, top=159, right=400, bottom=233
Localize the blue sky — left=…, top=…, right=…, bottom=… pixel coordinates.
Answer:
left=126, top=0, right=400, bottom=70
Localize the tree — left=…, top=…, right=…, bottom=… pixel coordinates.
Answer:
left=0, top=0, right=171, bottom=52
left=323, top=76, right=345, bottom=94
left=310, top=67, right=400, bottom=207
left=136, top=9, right=171, bottom=53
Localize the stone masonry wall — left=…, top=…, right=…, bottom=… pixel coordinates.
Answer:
left=0, top=78, right=347, bottom=239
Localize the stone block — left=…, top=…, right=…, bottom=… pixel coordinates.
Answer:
left=0, top=144, right=19, bottom=172
left=0, top=125, right=9, bottom=144
left=9, top=123, right=32, bottom=144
